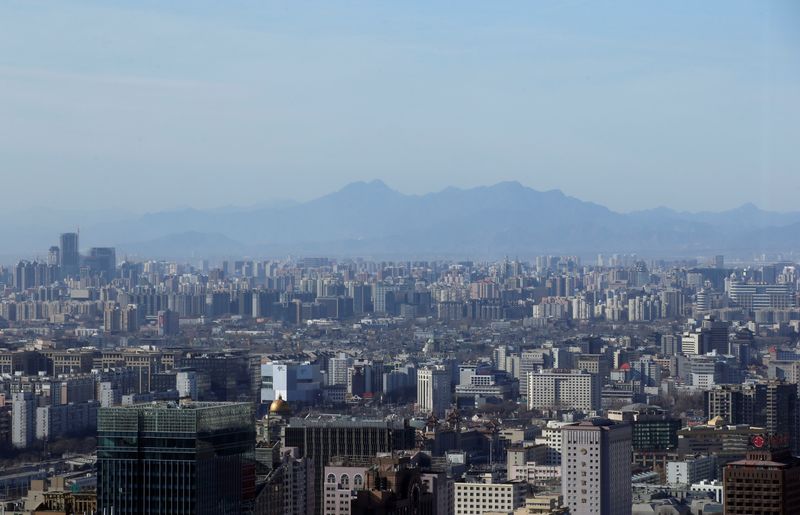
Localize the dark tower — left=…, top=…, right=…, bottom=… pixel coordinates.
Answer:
left=59, top=232, right=79, bottom=278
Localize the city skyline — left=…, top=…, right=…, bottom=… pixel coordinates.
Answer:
left=2, top=2, right=800, bottom=513
left=3, top=247, right=800, bottom=514
left=3, top=180, right=800, bottom=263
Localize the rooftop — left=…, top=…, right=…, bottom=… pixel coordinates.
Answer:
left=287, top=415, right=407, bottom=429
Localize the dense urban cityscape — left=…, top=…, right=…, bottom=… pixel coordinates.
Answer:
left=3, top=1, right=798, bottom=513
left=0, top=229, right=799, bottom=514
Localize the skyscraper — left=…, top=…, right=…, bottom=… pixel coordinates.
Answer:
left=97, top=401, right=255, bottom=515
left=417, top=366, right=451, bottom=417
left=765, top=380, right=799, bottom=455
left=87, top=246, right=117, bottom=280
left=59, top=232, right=79, bottom=278
left=701, top=316, right=730, bottom=355
left=562, top=419, right=632, bottom=515
left=13, top=260, right=35, bottom=291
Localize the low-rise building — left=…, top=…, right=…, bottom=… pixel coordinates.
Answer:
left=454, top=477, right=527, bottom=515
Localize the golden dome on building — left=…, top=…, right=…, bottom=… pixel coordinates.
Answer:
left=269, top=395, right=291, bottom=415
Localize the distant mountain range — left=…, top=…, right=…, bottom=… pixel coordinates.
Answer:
left=3, top=181, right=800, bottom=260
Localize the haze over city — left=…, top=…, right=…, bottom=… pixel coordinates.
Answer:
left=2, top=2, right=800, bottom=515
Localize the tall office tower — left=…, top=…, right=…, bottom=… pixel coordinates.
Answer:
left=59, top=232, right=79, bottom=278
left=97, top=401, right=255, bottom=515
left=157, top=309, right=180, bottom=336
left=723, top=448, right=800, bottom=514
left=740, top=382, right=766, bottom=425
left=660, top=334, right=681, bottom=356
left=765, top=381, right=799, bottom=454
left=701, top=316, right=729, bottom=354
left=11, top=391, right=36, bottom=448
left=417, top=367, right=451, bottom=417
left=714, top=255, right=724, bottom=269
left=561, top=419, right=632, bottom=515
left=705, top=385, right=743, bottom=425
left=349, top=283, right=371, bottom=315
left=659, top=289, right=685, bottom=318
left=283, top=416, right=415, bottom=515
left=372, top=282, right=397, bottom=314
left=87, top=247, right=117, bottom=280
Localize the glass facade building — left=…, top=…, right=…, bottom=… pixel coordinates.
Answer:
left=97, top=401, right=255, bottom=515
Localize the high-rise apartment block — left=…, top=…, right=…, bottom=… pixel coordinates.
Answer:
left=11, top=391, right=36, bottom=448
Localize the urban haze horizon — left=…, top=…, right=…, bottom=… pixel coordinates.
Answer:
left=1, top=179, right=799, bottom=217
left=3, top=177, right=800, bottom=264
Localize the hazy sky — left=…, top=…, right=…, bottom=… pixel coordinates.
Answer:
left=1, top=1, right=798, bottom=213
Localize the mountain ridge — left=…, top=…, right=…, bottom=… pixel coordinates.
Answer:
left=1, top=181, right=799, bottom=260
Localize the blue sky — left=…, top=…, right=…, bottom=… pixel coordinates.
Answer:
left=1, top=1, right=798, bottom=213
